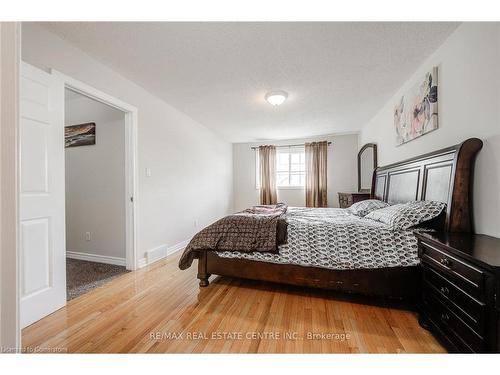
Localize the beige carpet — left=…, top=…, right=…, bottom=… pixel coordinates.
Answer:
left=66, top=258, right=129, bottom=300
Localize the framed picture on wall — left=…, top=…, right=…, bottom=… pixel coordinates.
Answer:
left=394, top=67, right=438, bottom=145
left=65, top=122, right=96, bottom=148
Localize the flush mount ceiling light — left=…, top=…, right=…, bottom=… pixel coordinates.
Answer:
left=265, top=90, right=288, bottom=106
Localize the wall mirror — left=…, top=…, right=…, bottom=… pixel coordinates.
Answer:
left=358, top=143, right=378, bottom=193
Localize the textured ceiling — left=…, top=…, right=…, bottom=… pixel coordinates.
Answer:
left=39, top=22, right=459, bottom=142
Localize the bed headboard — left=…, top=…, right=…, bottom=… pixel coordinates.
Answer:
left=371, top=138, right=483, bottom=233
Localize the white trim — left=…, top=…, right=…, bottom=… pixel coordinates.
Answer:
left=168, top=239, right=190, bottom=256
left=51, top=71, right=138, bottom=113
left=146, top=244, right=168, bottom=264
left=51, top=69, right=139, bottom=271
left=277, top=186, right=306, bottom=190
left=0, top=22, right=21, bottom=351
left=138, top=239, right=190, bottom=268
left=66, top=251, right=126, bottom=267
left=137, top=257, right=148, bottom=269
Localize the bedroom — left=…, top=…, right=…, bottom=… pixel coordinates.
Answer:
left=1, top=1, right=500, bottom=372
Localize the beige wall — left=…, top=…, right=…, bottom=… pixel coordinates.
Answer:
left=360, top=23, right=500, bottom=237
left=65, top=92, right=126, bottom=260
left=21, top=23, right=233, bottom=262
left=233, top=134, right=358, bottom=210
left=0, top=22, right=20, bottom=350
left=0, top=21, right=3, bottom=347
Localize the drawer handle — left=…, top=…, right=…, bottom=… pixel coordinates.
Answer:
left=440, top=286, right=450, bottom=295
left=441, top=313, right=450, bottom=321
left=439, top=258, right=451, bottom=267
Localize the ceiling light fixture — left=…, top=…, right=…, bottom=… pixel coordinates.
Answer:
left=265, top=90, right=288, bottom=106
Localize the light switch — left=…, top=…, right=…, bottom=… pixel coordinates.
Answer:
left=146, top=168, right=152, bottom=177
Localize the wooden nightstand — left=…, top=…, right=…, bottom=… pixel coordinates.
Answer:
left=415, top=232, right=500, bottom=353
left=337, top=192, right=370, bottom=208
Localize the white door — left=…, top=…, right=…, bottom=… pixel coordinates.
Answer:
left=20, top=62, right=66, bottom=328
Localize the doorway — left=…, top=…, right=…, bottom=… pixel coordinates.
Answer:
left=55, top=70, right=139, bottom=273
left=64, top=89, right=128, bottom=300
left=19, top=64, right=138, bottom=329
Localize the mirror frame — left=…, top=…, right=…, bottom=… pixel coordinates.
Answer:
left=358, top=143, right=378, bottom=193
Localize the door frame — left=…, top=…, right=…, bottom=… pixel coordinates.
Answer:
left=51, top=70, right=139, bottom=271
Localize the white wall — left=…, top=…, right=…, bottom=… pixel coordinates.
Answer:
left=21, top=23, right=233, bottom=264
left=233, top=134, right=358, bottom=210
left=360, top=23, right=500, bottom=237
left=65, top=92, right=126, bottom=261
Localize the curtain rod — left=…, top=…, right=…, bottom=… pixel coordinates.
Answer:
left=251, top=141, right=332, bottom=150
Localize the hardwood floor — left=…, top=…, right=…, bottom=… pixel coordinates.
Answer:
left=22, top=252, right=446, bottom=353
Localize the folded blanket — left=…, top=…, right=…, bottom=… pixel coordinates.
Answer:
left=178, top=203, right=288, bottom=270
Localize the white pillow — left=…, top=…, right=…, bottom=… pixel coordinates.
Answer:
left=364, top=201, right=446, bottom=230
left=348, top=199, right=390, bottom=217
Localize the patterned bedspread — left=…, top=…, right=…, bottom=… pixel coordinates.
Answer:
left=217, top=207, right=420, bottom=270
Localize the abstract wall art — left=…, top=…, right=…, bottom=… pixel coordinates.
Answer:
left=394, top=67, right=438, bottom=145
left=65, top=122, right=96, bottom=148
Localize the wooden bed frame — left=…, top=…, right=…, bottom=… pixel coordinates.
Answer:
left=195, top=138, right=483, bottom=300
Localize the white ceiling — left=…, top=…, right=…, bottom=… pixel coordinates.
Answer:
left=40, top=22, right=459, bottom=142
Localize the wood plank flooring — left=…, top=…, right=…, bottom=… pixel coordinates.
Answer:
left=22, top=252, right=446, bottom=353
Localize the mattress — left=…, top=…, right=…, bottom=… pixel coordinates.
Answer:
left=217, top=207, right=420, bottom=270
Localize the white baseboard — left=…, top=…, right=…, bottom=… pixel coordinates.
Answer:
left=66, top=251, right=126, bottom=266
left=138, top=239, right=189, bottom=269
left=137, top=257, right=148, bottom=268
left=167, top=239, right=190, bottom=256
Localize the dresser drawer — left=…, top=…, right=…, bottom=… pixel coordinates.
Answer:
left=422, top=289, right=485, bottom=352
left=422, top=266, right=486, bottom=334
left=420, top=241, right=485, bottom=298
left=416, top=233, right=500, bottom=353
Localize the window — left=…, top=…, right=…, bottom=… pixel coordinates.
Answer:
left=255, top=146, right=306, bottom=189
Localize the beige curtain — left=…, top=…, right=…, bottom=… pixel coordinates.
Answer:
left=259, top=145, right=278, bottom=205
left=305, top=141, right=328, bottom=207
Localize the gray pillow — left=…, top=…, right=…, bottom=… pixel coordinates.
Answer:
left=348, top=199, right=390, bottom=217
left=364, top=200, right=446, bottom=230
